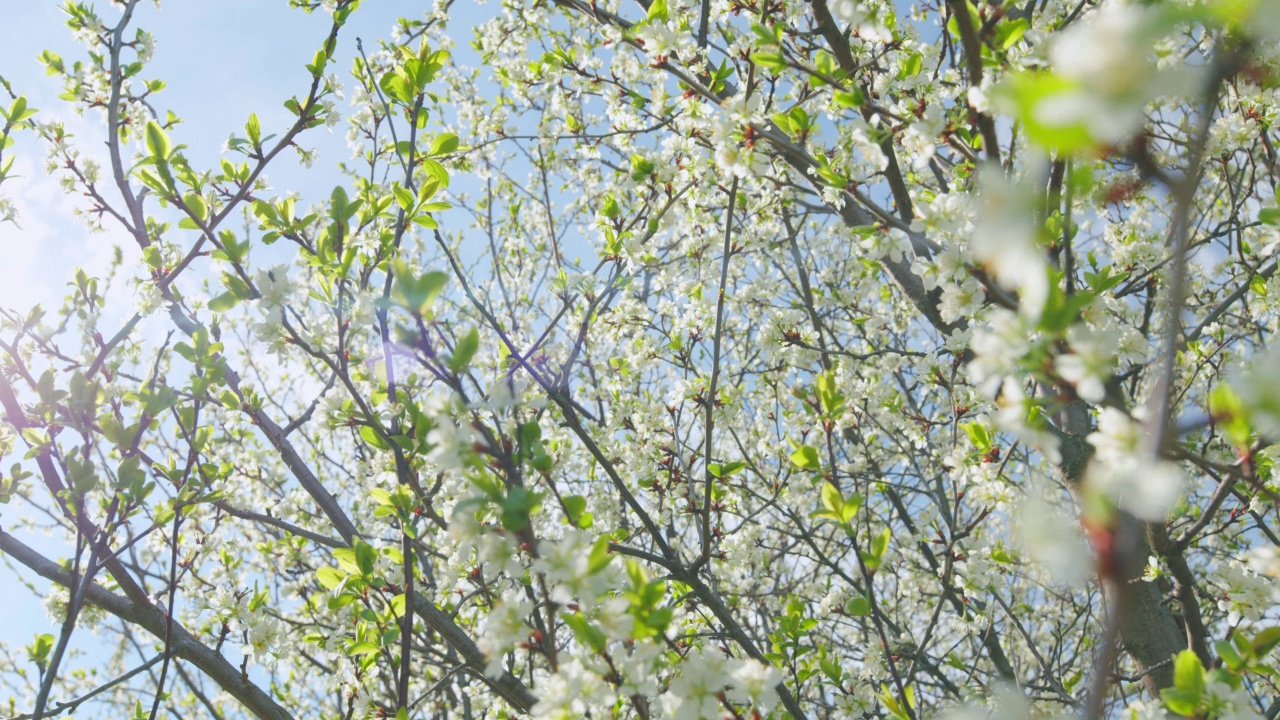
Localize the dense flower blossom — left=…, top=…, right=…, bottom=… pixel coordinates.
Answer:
left=3, top=1, right=1280, bottom=719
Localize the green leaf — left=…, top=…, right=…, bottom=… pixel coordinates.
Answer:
left=316, top=566, right=347, bottom=590
left=347, top=641, right=380, bottom=656
left=499, top=486, right=542, bottom=531
left=1251, top=274, right=1269, bottom=297
left=419, top=161, right=450, bottom=193
left=629, top=154, right=654, bottom=182
left=390, top=593, right=407, bottom=618
left=816, top=371, right=844, bottom=416
left=360, top=425, right=390, bottom=450
left=790, top=444, right=821, bottom=471
left=751, top=22, right=781, bottom=47
left=821, top=482, right=843, bottom=514
left=840, top=494, right=863, bottom=524
left=771, top=111, right=793, bottom=136
left=245, top=113, right=261, bottom=147
left=391, top=262, right=449, bottom=315
left=1037, top=269, right=1096, bottom=334
left=961, top=421, right=992, bottom=452
left=392, top=184, right=415, bottom=211
left=222, top=273, right=253, bottom=300
left=183, top=192, right=207, bottom=222
left=1254, top=627, right=1280, bottom=656
left=354, top=540, right=377, bottom=577
left=1209, top=383, right=1252, bottom=448
left=306, top=48, right=328, bottom=76
left=1217, top=638, right=1245, bottom=670
left=563, top=612, right=607, bottom=652
left=429, top=133, right=459, bottom=156
left=997, top=17, right=1030, bottom=49
left=1083, top=265, right=1127, bottom=293
left=899, top=52, right=923, bottom=78
left=563, top=495, right=587, bottom=526
left=863, top=527, right=891, bottom=572
left=145, top=120, right=171, bottom=160
left=329, top=185, right=360, bottom=224
left=878, top=684, right=910, bottom=720
left=833, top=89, right=865, bottom=108
left=1161, top=687, right=1200, bottom=717
left=646, top=0, right=668, bottom=23
left=332, top=548, right=359, bottom=574
left=152, top=504, right=175, bottom=526
left=380, top=70, right=413, bottom=105
left=207, top=292, right=240, bottom=313
left=5, top=97, right=24, bottom=123
left=1172, top=649, right=1205, bottom=697
left=1232, top=628, right=1254, bottom=660
left=449, top=328, right=479, bottom=372
left=601, top=194, right=619, bottom=219
left=750, top=52, right=788, bottom=73
left=844, top=596, right=871, bottom=616
left=588, top=536, right=612, bottom=573
left=29, top=634, right=54, bottom=665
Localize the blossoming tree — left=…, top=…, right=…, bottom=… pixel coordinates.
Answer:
left=3, top=0, right=1280, bottom=718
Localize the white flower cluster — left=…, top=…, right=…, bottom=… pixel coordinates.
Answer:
left=663, top=648, right=781, bottom=720
left=1039, top=2, right=1190, bottom=144
left=1013, top=493, right=1091, bottom=586
left=827, top=0, right=892, bottom=43
left=202, top=585, right=286, bottom=670
left=423, top=393, right=478, bottom=471
left=478, top=588, right=534, bottom=678
left=1213, top=561, right=1277, bottom=624
left=971, top=170, right=1048, bottom=320
left=42, top=584, right=106, bottom=629
left=532, top=529, right=618, bottom=608
left=0, top=195, right=16, bottom=225
left=1084, top=408, right=1185, bottom=521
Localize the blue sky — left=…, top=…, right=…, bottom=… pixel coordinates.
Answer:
left=0, top=0, right=499, bottom=306
left=0, top=0, right=496, bottom=695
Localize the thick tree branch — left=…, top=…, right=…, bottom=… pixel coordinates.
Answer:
left=0, top=531, right=296, bottom=720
